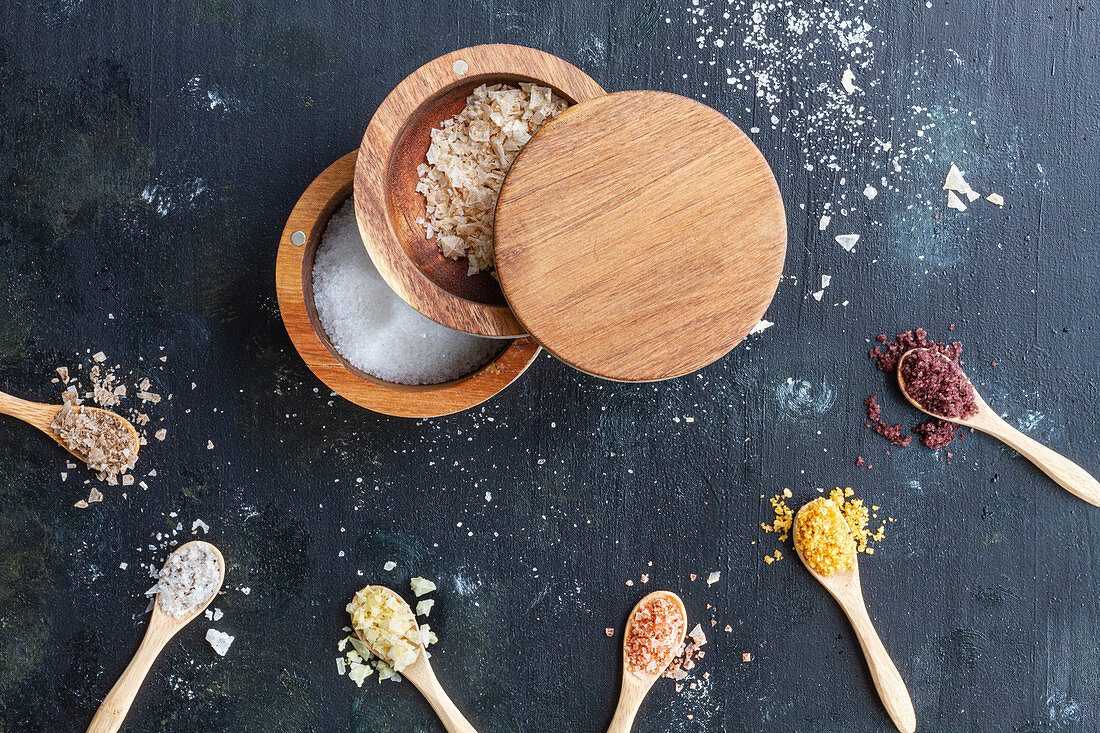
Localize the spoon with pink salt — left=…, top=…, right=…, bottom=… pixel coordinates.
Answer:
left=898, top=348, right=1100, bottom=506
left=86, top=541, right=225, bottom=733
left=607, top=590, right=688, bottom=733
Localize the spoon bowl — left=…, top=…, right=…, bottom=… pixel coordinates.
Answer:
left=793, top=504, right=916, bottom=733
left=898, top=348, right=1100, bottom=505
left=87, top=541, right=225, bottom=733
left=0, top=390, right=140, bottom=469
left=607, top=590, right=688, bottom=733
left=351, top=586, right=477, bottom=733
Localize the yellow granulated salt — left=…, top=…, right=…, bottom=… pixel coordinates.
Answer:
left=795, top=498, right=855, bottom=576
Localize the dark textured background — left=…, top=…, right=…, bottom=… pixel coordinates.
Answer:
left=1, top=1, right=1098, bottom=731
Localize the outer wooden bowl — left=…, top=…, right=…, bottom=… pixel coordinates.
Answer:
left=275, top=152, right=541, bottom=418
left=354, top=44, right=606, bottom=337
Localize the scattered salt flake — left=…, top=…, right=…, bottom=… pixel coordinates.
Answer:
left=206, top=440, right=214, bottom=450
left=748, top=319, right=774, bottom=335
left=742, top=652, right=752, bottom=662
left=119, top=562, right=128, bottom=570
left=812, top=290, right=825, bottom=301
left=863, top=184, right=877, bottom=200
left=986, top=193, right=1004, bottom=206
left=947, top=190, right=967, bottom=211
left=410, top=577, right=436, bottom=596
left=205, top=628, right=234, bottom=656
left=154, top=429, right=167, bottom=441
left=88, top=488, right=104, bottom=504
left=192, top=519, right=210, bottom=534
left=841, top=68, right=859, bottom=94
left=605, top=628, right=615, bottom=637
left=706, top=571, right=720, bottom=586
left=383, top=561, right=397, bottom=571
left=821, top=274, right=832, bottom=289
left=240, top=587, right=251, bottom=595
left=92, top=352, right=107, bottom=363
left=416, top=599, right=435, bottom=617
left=835, top=234, right=859, bottom=252
left=73, top=499, right=89, bottom=509
left=688, top=623, right=708, bottom=646
left=818, top=215, right=831, bottom=231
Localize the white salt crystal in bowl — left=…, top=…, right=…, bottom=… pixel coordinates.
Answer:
left=276, top=153, right=540, bottom=418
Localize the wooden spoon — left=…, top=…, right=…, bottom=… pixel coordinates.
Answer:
left=354, top=586, right=477, bottom=733
left=898, top=348, right=1100, bottom=506
left=0, top=390, right=140, bottom=467
left=87, top=541, right=225, bottom=733
left=607, top=590, right=688, bottom=733
left=793, top=508, right=916, bottom=733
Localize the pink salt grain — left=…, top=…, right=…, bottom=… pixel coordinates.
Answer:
left=626, top=597, right=685, bottom=675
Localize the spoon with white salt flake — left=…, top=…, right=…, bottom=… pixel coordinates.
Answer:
left=0, top=390, right=140, bottom=479
left=349, top=585, right=477, bottom=733
left=607, top=590, right=688, bottom=733
left=898, top=348, right=1100, bottom=506
left=793, top=499, right=915, bottom=733
left=86, top=541, right=225, bottom=733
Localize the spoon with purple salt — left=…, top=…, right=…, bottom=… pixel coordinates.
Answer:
left=86, top=541, right=225, bottom=733
left=897, top=348, right=1100, bottom=506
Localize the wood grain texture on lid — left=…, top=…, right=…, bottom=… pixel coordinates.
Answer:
left=494, top=90, right=787, bottom=381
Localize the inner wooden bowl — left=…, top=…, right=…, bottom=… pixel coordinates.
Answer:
left=355, top=44, right=607, bottom=337
left=275, top=152, right=541, bottom=418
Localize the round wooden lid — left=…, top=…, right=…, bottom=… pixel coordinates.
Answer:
left=494, top=91, right=787, bottom=381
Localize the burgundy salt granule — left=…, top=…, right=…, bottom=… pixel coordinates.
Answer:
left=898, top=348, right=979, bottom=420
left=864, top=328, right=976, bottom=451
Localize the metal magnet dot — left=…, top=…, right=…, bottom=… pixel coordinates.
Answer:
left=291, top=230, right=306, bottom=246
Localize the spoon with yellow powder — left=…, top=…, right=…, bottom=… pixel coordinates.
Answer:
left=87, top=541, right=225, bottom=733
left=0, top=390, right=140, bottom=478
left=348, top=585, right=477, bottom=733
left=608, top=590, right=688, bottom=733
left=793, top=498, right=916, bottom=733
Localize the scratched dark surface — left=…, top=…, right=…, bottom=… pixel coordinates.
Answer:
left=1, top=1, right=1098, bottom=731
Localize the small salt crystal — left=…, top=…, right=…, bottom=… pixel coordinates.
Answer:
left=206, top=440, right=214, bottom=450
left=835, top=234, right=859, bottom=251
left=749, top=319, right=774, bottom=335
left=706, top=571, right=721, bottom=585
left=947, top=191, right=967, bottom=211
left=818, top=215, right=830, bottom=231
left=841, top=68, right=859, bottom=94
left=821, top=275, right=832, bottom=289
left=812, top=290, right=825, bottom=301
left=383, top=561, right=397, bottom=571
left=863, top=184, right=877, bottom=200
left=986, top=193, right=1004, bottom=206
left=206, top=628, right=234, bottom=656
left=240, top=587, right=251, bottom=595
left=119, top=562, right=128, bottom=570
left=192, top=519, right=210, bottom=534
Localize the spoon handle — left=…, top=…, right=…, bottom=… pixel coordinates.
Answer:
left=86, top=622, right=174, bottom=733
left=409, top=660, right=478, bottom=733
left=606, top=679, right=647, bottom=732
left=841, top=600, right=916, bottom=733
left=980, top=417, right=1100, bottom=506
left=0, top=390, right=57, bottom=430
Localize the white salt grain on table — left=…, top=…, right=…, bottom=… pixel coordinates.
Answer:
left=312, top=201, right=502, bottom=385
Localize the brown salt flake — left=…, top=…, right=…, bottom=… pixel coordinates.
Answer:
left=51, top=404, right=137, bottom=481
left=87, top=487, right=104, bottom=503
left=136, top=391, right=161, bottom=404
left=92, top=351, right=107, bottom=363
left=725, top=625, right=733, bottom=633
left=135, top=413, right=150, bottom=426
left=56, top=366, right=70, bottom=382
left=122, top=474, right=134, bottom=486
left=154, top=429, right=167, bottom=441
left=74, top=500, right=89, bottom=509
left=605, top=628, right=615, bottom=637
left=640, top=574, right=649, bottom=584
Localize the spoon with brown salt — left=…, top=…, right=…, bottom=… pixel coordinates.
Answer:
left=350, top=586, right=477, bottom=733
left=793, top=499, right=916, bottom=733
left=607, top=590, right=688, bottom=733
left=898, top=348, right=1100, bottom=506
left=0, top=390, right=140, bottom=473
left=87, top=541, right=225, bottom=733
